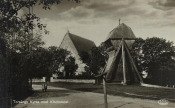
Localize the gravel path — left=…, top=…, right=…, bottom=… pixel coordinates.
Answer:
left=13, top=84, right=175, bottom=108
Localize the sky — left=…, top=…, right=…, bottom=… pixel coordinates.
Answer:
left=19, top=0, right=175, bottom=47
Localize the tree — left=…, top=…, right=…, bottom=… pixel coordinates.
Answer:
left=0, top=37, right=7, bottom=57
left=131, top=37, right=175, bottom=85
left=64, top=56, right=78, bottom=78
left=0, top=0, right=80, bottom=105
left=0, top=38, right=10, bottom=100
left=0, top=0, right=80, bottom=33
left=48, top=47, right=78, bottom=78
left=49, top=47, right=71, bottom=76
left=4, top=26, right=46, bottom=88
left=80, top=47, right=108, bottom=76
left=5, top=28, right=45, bottom=53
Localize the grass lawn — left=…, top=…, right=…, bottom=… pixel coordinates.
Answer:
left=33, top=82, right=175, bottom=102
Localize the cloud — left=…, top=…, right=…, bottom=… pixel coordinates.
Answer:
left=81, top=0, right=137, bottom=19
left=83, top=0, right=135, bottom=12
left=59, top=6, right=94, bottom=20
left=157, top=0, right=175, bottom=7
left=32, top=0, right=175, bottom=47
left=56, top=0, right=151, bottom=24
left=148, top=0, right=175, bottom=10
left=58, top=0, right=165, bottom=23
left=30, top=0, right=164, bottom=24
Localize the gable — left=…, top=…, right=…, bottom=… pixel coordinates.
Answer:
left=59, top=32, right=79, bottom=58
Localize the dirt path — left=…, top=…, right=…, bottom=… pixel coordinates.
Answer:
left=13, top=84, right=175, bottom=108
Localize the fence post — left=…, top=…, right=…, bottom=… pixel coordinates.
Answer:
left=103, top=76, right=108, bottom=108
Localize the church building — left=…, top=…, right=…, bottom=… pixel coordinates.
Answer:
left=59, top=31, right=96, bottom=76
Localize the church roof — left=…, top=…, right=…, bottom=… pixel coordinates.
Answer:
left=67, top=32, right=96, bottom=54
left=106, top=23, right=136, bottom=40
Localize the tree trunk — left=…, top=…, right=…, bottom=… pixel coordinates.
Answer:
left=30, top=78, right=32, bottom=90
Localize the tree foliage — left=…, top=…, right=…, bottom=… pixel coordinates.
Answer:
left=0, top=0, right=81, bottom=104
left=64, top=56, right=78, bottom=77
left=20, top=48, right=52, bottom=79
left=50, top=47, right=71, bottom=74
left=80, top=47, right=108, bottom=76
left=131, top=37, right=175, bottom=85
left=0, top=0, right=80, bottom=33
left=0, top=50, right=10, bottom=98
left=0, top=37, right=7, bottom=57
left=5, top=29, right=45, bottom=53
